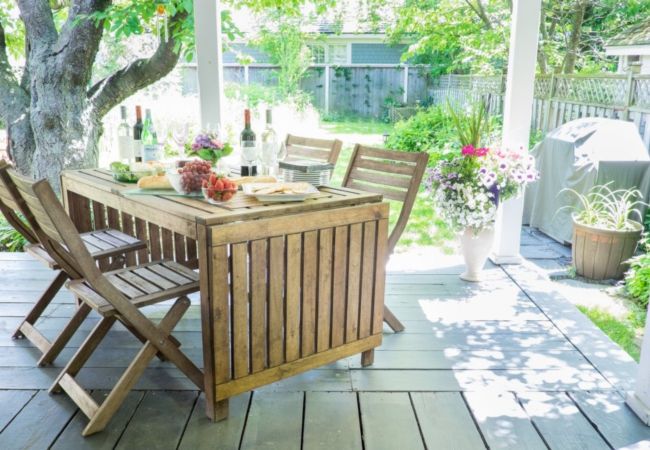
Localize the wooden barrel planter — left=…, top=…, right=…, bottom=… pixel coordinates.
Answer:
left=572, top=218, right=642, bottom=280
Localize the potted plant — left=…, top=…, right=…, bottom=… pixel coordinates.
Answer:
left=428, top=103, right=538, bottom=281
left=563, top=184, right=645, bottom=280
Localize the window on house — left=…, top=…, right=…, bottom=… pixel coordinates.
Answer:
left=308, top=45, right=325, bottom=64
left=328, top=44, right=348, bottom=64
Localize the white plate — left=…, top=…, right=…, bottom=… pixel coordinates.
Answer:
left=243, top=183, right=319, bottom=202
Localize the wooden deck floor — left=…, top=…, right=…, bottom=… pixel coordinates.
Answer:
left=0, top=249, right=649, bottom=449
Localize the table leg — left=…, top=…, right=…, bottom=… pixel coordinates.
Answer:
left=361, top=349, right=375, bottom=367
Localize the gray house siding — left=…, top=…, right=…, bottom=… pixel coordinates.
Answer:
left=351, top=43, right=406, bottom=64
left=223, top=44, right=271, bottom=64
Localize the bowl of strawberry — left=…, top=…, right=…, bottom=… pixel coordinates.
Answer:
left=202, top=174, right=237, bottom=203
left=167, top=160, right=213, bottom=195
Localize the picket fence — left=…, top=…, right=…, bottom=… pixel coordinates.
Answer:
left=430, top=73, right=650, bottom=149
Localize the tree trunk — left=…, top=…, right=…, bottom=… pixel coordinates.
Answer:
left=0, top=3, right=186, bottom=191
left=562, top=0, right=588, bottom=74
left=27, top=56, right=101, bottom=189
left=6, top=113, right=35, bottom=175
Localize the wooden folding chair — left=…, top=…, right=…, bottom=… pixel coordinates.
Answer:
left=0, top=162, right=146, bottom=365
left=7, top=169, right=204, bottom=436
left=342, top=144, right=429, bottom=332
left=285, top=134, right=343, bottom=168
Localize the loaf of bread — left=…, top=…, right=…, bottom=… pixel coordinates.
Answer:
left=233, top=175, right=277, bottom=186
left=137, top=175, right=173, bottom=190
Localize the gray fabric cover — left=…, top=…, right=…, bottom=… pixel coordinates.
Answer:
left=523, top=118, right=650, bottom=244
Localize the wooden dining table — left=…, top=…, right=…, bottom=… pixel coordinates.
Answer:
left=60, top=169, right=389, bottom=421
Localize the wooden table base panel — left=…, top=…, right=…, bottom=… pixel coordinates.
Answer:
left=203, top=205, right=388, bottom=417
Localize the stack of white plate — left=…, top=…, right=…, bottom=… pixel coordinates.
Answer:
left=281, top=169, right=331, bottom=186
left=279, top=159, right=334, bottom=186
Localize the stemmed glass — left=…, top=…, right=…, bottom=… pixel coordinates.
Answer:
left=171, top=123, right=189, bottom=158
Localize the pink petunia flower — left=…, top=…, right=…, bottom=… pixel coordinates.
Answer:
left=461, top=145, right=476, bottom=156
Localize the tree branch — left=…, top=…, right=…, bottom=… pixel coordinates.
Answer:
left=15, top=0, right=58, bottom=53
left=55, top=0, right=110, bottom=86
left=88, top=11, right=188, bottom=118
left=464, top=0, right=492, bottom=30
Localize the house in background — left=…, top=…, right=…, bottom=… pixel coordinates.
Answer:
left=605, top=21, right=650, bottom=74
left=223, top=20, right=407, bottom=66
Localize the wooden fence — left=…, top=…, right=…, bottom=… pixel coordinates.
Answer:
left=429, top=73, right=650, bottom=149
left=182, top=64, right=435, bottom=118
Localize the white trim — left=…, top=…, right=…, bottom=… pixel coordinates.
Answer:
left=193, top=0, right=224, bottom=130
left=490, top=0, right=541, bottom=265
left=605, top=44, right=650, bottom=56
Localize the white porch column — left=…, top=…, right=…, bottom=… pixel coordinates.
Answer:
left=628, top=318, right=650, bottom=424
left=490, top=0, right=541, bottom=265
left=193, top=0, right=224, bottom=131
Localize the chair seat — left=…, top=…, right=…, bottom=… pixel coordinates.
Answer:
left=25, top=229, right=146, bottom=269
left=67, top=261, right=199, bottom=316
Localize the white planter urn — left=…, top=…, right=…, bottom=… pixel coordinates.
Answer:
left=459, top=226, right=495, bottom=282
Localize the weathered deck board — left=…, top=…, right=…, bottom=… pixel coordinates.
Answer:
left=0, top=253, right=646, bottom=448
left=179, top=393, right=250, bottom=450
left=464, top=391, right=547, bottom=450
left=359, top=392, right=425, bottom=450
left=115, top=390, right=197, bottom=450
left=303, top=392, right=362, bottom=450
left=240, top=391, right=303, bottom=450
left=570, top=391, right=650, bottom=449
left=518, top=391, right=610, bottom=450
left=0, top=390, right=35, bottom=431
left=52, top=391, right=145, bottom=450
left=0, top=390, right=77, bottom=449
left=411, top=392, right=485, bottom=449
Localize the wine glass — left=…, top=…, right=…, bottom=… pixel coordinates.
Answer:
left=171, top=123, right=189, bottom=157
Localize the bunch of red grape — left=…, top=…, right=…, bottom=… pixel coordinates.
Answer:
left=178, top=160, right=212, bottom=193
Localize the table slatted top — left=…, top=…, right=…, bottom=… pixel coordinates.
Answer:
left=62, top=169, right=383, bottom=226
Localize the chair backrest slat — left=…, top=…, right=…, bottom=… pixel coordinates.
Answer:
left=0, top=161, right=38, bottom=244
left=342, top=144, right=429, bottom=254
left=285, top=134, right=343, bottom=166
left=6, top=169, right=97, bottom=279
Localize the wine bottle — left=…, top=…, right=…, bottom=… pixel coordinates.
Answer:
left=260, top=109, right=278, bottom=176
left=240, top=108, right=257, bottom=176
left=117, top=105, right=132, bottom=162
left=133, top=105, right=144, bottom=163
left=142, top=108, right=159, bottom=162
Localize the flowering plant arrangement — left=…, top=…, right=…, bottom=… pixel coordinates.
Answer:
left=186, top=132, right=233, bottom=165
left=426, top=144, right=538, bottom=232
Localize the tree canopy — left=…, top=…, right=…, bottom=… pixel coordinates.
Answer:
left=388, top=0, right=650, bottom=75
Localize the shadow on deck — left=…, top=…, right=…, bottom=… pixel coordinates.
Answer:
left=0, top=241, right=648, bottom=449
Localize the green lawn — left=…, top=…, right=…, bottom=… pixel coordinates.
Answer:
left=577, top=305, right=643, bottom=361
left=320, top=118, right=393, bottom=135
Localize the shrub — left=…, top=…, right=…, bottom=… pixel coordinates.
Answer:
left=385, top=104, right=501, bottom=165
left=385, top=105, right=456, bottom=158
left=625, top=253, right=650, bottom=308
left=0, top=216, right=27, bottom=252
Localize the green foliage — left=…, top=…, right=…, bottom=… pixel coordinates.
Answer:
left=577, top=305, right=641, bottom=361
left=448, top=101, right=490, bottom=148
left=224, top=83, right=311, bottom=110
left=255, top=14, right=314, bottom=98
left=0, top=216, right=27, bottom=252
left=387, top=0, right=650, bottom=75
left=385, top=106, right=457, bottom=158
left=385, top=105, right=500, bottom=167
left=561, top=184, right=646, bottom=231
left=626, top=253, right=650, bottom=308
